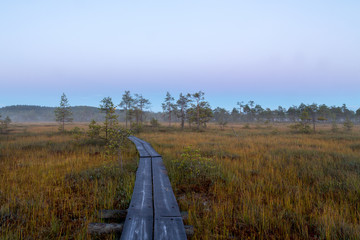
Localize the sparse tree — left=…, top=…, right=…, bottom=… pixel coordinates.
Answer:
left=331, top=114, right=338, bottom=133
left=188, top=92, right=213, bottom=129
left=54, top=93, right=73, bottom=132
left=119, top=90, right=133, bottom=129
left=213, top=107, right=230, bottom=129
left=133, top=94, right=150, bottom=124
left=230, top=108, right=240, bottom=122
left=105, top=125, right=131, bottom=170
left=236, top=101, right=244, bottom=122
left=289, top=109, right=311, bottom=133
left=162, top=92, right=176, bottom=127
left=306, top=104, right=318, bottom=133
left=176, top=93, right=191, bottom=130
left=87, top=119, right=101, bottom=139
left=192, top=91, right=205, bottom=129
left=343, top=117, right=354, bottom=132
left=356, top=108, right=360, bottom=123
left=287, top=106, right=299, bottom=123
left=0, top=115, right=11, bottom=134
left=100, top=97, right=117, bottom=141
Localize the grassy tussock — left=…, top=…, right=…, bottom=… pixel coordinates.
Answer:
left=139, top=123, right=360, bottom=239
left=0, top=123, right=137, bottom=239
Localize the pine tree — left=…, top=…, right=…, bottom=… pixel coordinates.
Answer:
left=100, top=97, right=117, bottom=141
left=176, top=93, right=191, bottom=130
left=162, top=92, right=176, bottom=127
left=54, top=93, right=73, bottom=132
left=119, top=91, right=133, bottom=129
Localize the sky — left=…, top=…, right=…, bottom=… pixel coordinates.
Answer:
left=1, top=0, right=359, bottom=112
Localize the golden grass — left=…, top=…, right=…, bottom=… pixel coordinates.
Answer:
left=0, top=123, right=137, bottom=239
left=2, top=122, right=360, bottom=239
left=139, top=123, right=360, bottom=239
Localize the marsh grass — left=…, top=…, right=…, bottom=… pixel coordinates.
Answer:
left=139, top=123, right=360, bottom=239
left=2, top=122, right=360, bottom=239
left=0, top=123, right=137, bottom=239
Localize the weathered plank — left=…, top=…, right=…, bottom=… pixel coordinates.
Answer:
left=152, top=157, right=186, bottom=239
left=120, top=216, right=153, bottom=240
left=141, top=141, right=162, bottom=158
left=124, top=136, right=186, bottom=240
left=152, top=157, right=181, bottom=217
left=120, top=157, right=153, bottom=240
left=154, top=217, right=187, bottom=240
left=128, top=136, right=151, bottom=158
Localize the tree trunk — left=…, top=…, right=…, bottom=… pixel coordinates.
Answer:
left=197, top=103, right=200, bottom=130
left=125, top=107, right=128, bottom=129
left=168, top=110, right=171, bottom=127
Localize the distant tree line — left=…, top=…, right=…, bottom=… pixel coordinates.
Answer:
left=158, top=94, right=360, bottom=130
left=2, top=93, right=360, bottom=130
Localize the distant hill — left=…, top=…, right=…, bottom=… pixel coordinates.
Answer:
left=0, top=105, right=162, bottom=123
left=0, top=105, right=107, bottom=122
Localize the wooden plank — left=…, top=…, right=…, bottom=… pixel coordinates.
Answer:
left=154, top=217, right=187, bottom=240
left=125, top=136, right=186, bottom=240
left=141, top=141, right=162, bottom=158
left=152, top=157, right=181, bottom=217
left=128, top=136, right=151, bottom=158
left=130, top=136, right=161, bottom=157
left=152, top=157, right=186, bottom=239
left=120, top=157, right=153, bottom=240
left=120, top=216, right=153, bottom=240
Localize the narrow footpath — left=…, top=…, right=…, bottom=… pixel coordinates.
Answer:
left=120, top=136, right=187, bottom=240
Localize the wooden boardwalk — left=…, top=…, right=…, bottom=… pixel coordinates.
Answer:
left=120, top=136, right=187, bottom=240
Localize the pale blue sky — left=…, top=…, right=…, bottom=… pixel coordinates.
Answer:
left=1, top=1, right=359, bottom=111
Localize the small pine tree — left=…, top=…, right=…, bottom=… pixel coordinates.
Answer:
left=331, top=120, right=338, bottom=133
left=0, top=115, right=11, bottom=134
left=343, top=117, right=354, bottom=132
left=88, top=120, right=101, bottom=139
left=100, top=97, right=117, bottom=141
left=105, top=125, right=131, bottom=170
left=289, top=110, right=311, bottom=133
left=54, top=93, right=73, bottom=132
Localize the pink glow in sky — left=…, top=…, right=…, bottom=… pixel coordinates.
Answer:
left=1, top=1, right=359, bottom=111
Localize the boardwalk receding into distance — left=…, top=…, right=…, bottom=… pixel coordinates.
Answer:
left=120, top=136, right=187, bottom=240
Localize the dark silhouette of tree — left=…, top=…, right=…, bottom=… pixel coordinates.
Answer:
left=287, top=106, right=299, bottom=122
left=213, top=107, right=230, bottom=129
left=188, top=92, right=213, bottom=129
left=306, top=103, right=318, bottom=133
left=162, top=92, right=176, bottom=126
left=54, top=93, right=73, bottom=132
left=191, top=91, right=205, bottom=129
left=0, top=115, right=11, bottom=134
left=343, top=117, right=354, bottom=131
left=133, top=94, right=150, bottom=124
left=100, top=97, right=117, bottom=141
left=119, top=90, right=133, bottom=129
left=356, top=108, right=360, bottom=122
left=230, top=108, right=240, bottom=122
left=176, top=93, right=191, bottom=130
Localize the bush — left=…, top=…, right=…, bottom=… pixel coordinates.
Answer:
left=171, top=146, right=220, bottom=192
left=150, top=118, right=160, bottom=127
left=87, top=120, right=101, bottom=139
left=343, top=118, right=354, bottom=132
left=130, top=122, right=143, bottom=133
left=289, top=123, right=311, bottom=134
left=331, top=121, right=338, bottom=133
